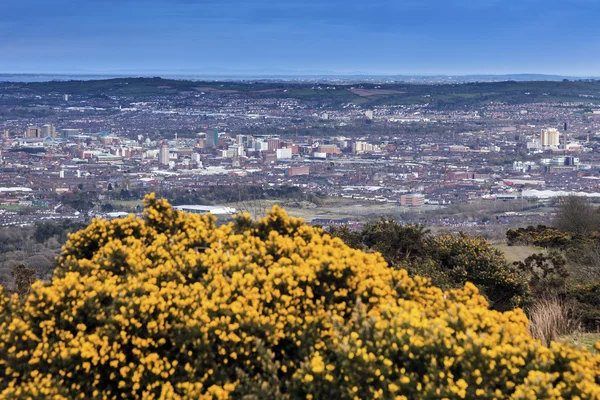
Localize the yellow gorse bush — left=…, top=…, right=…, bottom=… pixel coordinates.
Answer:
left=0, top=193, right=599, bottom=399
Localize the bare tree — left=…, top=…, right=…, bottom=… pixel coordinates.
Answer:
left=237, top=198, right=269, bottom=221
left=553, top=195, right=599, bottom=234
left=236, top=186, right=269, bottom=221
left=11, top=264, right=36, bottom=299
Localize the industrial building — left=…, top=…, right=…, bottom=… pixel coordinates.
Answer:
left=400, top=194, right=425, bottom=207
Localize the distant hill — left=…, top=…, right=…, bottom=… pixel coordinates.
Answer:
left=2, top=76, right=600, bottom=109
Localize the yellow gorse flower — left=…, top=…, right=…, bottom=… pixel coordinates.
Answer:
left=0, top=193, right=598, bottom=399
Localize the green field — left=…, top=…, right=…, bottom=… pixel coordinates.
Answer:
left=0, top=205, right=23, bottom=211
left=493, top=244, right=544, bottom=263
left=107, top=200, right=144, bottom=209
left=226, top=198, right=406, bottom=222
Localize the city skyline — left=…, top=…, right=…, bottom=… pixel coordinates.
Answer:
left=1, top=0, right=600, bottom=76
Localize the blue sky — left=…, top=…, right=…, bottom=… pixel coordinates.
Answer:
left=1, top=0, right=599, bottom=75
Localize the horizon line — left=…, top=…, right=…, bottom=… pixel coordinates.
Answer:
left=1, top=72, right=599, bottom=78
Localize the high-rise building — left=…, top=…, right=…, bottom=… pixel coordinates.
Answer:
left=60, top=128, right=80, bottom=138
left=205, top=133, right=214, bottom=148
left=254, top=141, right=269, bottom=152
left=267, top=138, right=280, bottom=152
left=352, top=141, right=380, bottom=154
left=159, top=146, right=170, bottom=166
left=213, top=128, right=219, bottom=147
left=227, top=145, right=244, bottom=158
left=541, top=128, right=560, bottom=147
left=206, top=128, right=219, bottom=148
left=353, top=141, right=365, bottom=154
left=26, top=126, right=40, bottom=138
left=40, top=124, right=56, bottom=138
left=365, top=110, right=374, bottom=120
left=236, top=134, right=246, bottom=145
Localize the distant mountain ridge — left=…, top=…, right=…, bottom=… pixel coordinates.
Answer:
left=3, top=76, right=600, bottom=110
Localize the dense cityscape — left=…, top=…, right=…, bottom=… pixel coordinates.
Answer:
left=0, top=78, right=599, bottom=232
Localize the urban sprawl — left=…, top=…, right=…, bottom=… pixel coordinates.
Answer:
left=1, top=79, right=600, bottom=232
